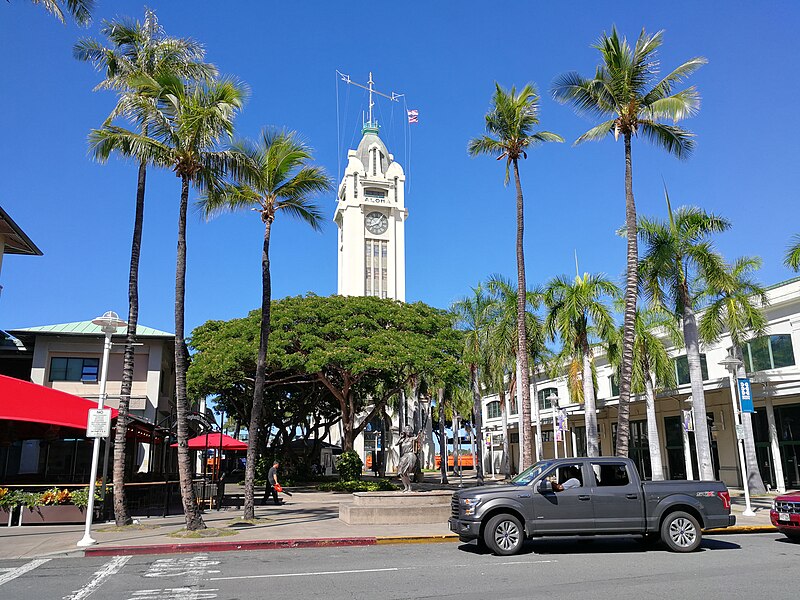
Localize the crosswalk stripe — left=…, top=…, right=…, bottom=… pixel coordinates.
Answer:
left=63, top=555, right=131, bottom=600
left=0, top=558, right=51, bottom=586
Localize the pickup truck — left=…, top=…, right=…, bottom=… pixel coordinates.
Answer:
left=449, top=456, right=735, bottom=555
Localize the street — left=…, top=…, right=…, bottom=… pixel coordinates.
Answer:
left=0, top=533, right=797, bottom=600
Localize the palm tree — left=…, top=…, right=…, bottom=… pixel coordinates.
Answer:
left=486, top=275, right=546, bottom=464
left=201, top=128, right=332, bottom=520
left=608, top=306, right=680, bottom=479
left=699, top=257, right=769, bottom=494
left=452, top=285, right=495, bottom=485
left=29, top=0, right=93, bottom=25
left=552, top=28, right=706, bottom=458
left=545, top=273, right=618, bottom=457
left=90, top=73, right=247, bottom=530
left=785, top=235, right=800, bottom=271
left=469, top=84, right=563, bottom=470
left=75, top=9, right=216, bottom=527
left=638, top=190, right=730, bottom=481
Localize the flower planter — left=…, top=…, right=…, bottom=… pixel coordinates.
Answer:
left=20, top=505, right=85, bottom=525
left=1, top=507, right=14, bottom=527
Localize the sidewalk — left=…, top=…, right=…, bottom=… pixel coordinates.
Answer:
left=0, top=476, right=778, bottom=560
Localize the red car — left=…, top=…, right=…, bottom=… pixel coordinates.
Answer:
left=770, top=492, right=800, bottom=542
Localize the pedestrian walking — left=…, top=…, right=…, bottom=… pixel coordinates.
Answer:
left=263, top=461, right=283, bottom=505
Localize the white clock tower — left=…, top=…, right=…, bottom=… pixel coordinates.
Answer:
left=335, top=75, right=407, bottom=301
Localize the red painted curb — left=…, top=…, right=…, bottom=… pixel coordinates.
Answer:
left=84, top=537, right=378, bottom=557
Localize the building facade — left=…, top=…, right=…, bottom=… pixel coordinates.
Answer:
left=481, top=278, right=800, bottom=492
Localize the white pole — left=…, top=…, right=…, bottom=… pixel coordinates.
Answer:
left=552, top=405, right=558, bottom=459
left=682, top=404, right=695, bottom=480
left=726, top=370, right=755, bottom=516
left=77, top=329, right=112, bottom=547
left=764, top=395, right=786, bottom=493
left=562, top=411, right=568, bottom=459
left=489, top=432, right=496, bottom=480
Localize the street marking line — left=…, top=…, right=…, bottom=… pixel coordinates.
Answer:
left=499, top=560, right=557, bottom=565
left=63, top=555, right=131, bottom=600
left=210, top=567, right=403, bottom=581
left=0, top=558, right=51, bottom=586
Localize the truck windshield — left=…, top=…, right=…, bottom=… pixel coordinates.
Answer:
left=510, top=461, right=553, bottom=486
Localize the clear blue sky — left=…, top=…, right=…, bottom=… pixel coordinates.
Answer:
left=2, top=1, right=799, bottom=336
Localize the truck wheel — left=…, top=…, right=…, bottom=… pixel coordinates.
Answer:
left=661, top=511, right=701, bottom=552
left=484, top=513, right=524, bottom=556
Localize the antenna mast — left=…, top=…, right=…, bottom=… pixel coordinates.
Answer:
left=337, top=70, right=403, bottom=129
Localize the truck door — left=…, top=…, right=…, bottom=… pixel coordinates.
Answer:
left=589, top=461, right=645, bottom=532
left=530, top=462, right=595, bottom=535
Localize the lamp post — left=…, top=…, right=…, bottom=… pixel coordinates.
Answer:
left=78, top=311, right=127, bottom=547
left=719, top=356, right=756, bottom=517
left=547, top=393, right=559, bottom=459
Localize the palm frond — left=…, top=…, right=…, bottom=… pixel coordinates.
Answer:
left=785, top=235, right=800, bottom=272
left=637, top=121, right=695, bottom=159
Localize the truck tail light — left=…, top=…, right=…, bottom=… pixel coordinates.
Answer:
left=718, top=491, right=731, bottom=510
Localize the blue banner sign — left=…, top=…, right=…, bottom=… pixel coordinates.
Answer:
left=738, top=378, right=755, bottom=413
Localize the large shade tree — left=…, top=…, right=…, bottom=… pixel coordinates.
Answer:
left=201, top=128, right=333, bottom=520
left=468, top=83, right=562, bottom=470
left=699, top=257, right=769, bottom=494
left=544, top=273, right=618, bottom=457
left=552, top=27, right=706, bottom=458
left=90, top=73, right=247, bottom=530
left=638, top=191, right=729, bottom=481
left=76, top=8, right=216, bottom=527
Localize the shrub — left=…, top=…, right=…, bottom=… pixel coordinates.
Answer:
left=335, top=450, right=363, bottom=482
left=317, top=479, right=398, bottom=493
left=40, top=487, right=72, bottom=505
left=69, top=486, right=101, bottom=509
left=16, top=492, right=42, bottom=510
left=0, top=488, right=19, bottom=509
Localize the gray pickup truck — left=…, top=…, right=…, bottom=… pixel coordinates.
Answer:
left=449, top=456, right=735, bottom=555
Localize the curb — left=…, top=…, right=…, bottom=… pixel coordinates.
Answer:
left=80, top=525, right=777, bottom=558
left=83, top=537, right=378, bottom=557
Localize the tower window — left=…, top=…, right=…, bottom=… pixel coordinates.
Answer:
left=372, top=149, right=377, bottom=176
left=353, top=173, right=358, bottom=198
left=365, top=239, right=388, bottom=298
left=394, top=177, right=399, bottom=201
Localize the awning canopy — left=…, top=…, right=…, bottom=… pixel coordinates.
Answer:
left=0, top=374, right=118, bottom=430
left=172, top=432, right=248, bottom=450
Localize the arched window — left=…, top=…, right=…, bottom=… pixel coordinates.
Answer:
left=353, top=173, right=358, bottom=198
left=537, top=387, right=558, bottom=411
left=486, top=401, right=501, bottom=420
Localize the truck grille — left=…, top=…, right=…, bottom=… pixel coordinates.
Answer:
left=451, top=494, right=460, bottom=518
left=775, top=500, right=800, bottom=514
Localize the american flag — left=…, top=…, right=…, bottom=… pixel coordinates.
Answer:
left=407, top=109, right=419, bottom=124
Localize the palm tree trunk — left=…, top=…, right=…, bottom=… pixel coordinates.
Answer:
left=174, top=174, right=205, bottom=530
left=438, top=388, right=448, bottom=484
left=644, top=372, right=665, bottom=480
left=583, top=350, right=599, bottom=457
left=734, top=347, right=767, bottom=494
left=499, top=387, right=510, bottom=477
left=511, top=159, right=533, bottom=471
left=470, top=364, right=484, bottom=485
left=243, top=217, right=273, bottom=520
left=616, top=132, right=638, bottom=458
left=112, top=159, right=147, bottom=527
left=682, top=300, right=714, bottom=481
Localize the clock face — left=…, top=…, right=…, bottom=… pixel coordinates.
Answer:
left=365, top=211, right=389, bottom=235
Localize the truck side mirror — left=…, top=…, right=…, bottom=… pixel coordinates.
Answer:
left=537, top=479, right=553, bottom=493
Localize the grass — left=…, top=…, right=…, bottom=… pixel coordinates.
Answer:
left=226, top=517, right=273, bottom=527
left=167, top=527, right=238, bottom=539
left=96, top=523, right=161, bottom=532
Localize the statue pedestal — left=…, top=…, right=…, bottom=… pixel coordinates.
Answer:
left=339, top=490, right=452, bottom=524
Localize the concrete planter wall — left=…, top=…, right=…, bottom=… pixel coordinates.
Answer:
left=20, top=504, right=85, bottom=525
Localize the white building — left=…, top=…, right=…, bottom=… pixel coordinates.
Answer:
left=335, top=123, right=407, bottom=301
left=481, top=277, right=800, bottom=492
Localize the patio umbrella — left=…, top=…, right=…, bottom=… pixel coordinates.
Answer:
left=171, top=432, right=248, bottom=450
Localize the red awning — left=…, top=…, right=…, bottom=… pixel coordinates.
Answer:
left=171, top=432, right=248, bottom=450
left=0, top=374, right=119, bottom=430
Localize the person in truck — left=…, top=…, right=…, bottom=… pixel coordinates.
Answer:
left=551, top=465, right=582, bottom=491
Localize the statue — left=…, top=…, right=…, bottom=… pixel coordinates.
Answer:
left=396, top=425, right=421, bottom=492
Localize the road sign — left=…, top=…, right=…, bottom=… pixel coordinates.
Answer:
left=737, top=378, right=754, bottom=413
left=86, top=408, right=112, bottom=438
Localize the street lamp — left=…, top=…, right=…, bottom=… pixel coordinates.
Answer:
left=546, top=393, right=559, bottom=459
left=719, top=356, right=756, bottom=517
left=77, top=311, right=127, bottom=547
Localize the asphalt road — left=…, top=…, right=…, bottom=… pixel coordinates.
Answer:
left=0, top=533, right=797, bottom=600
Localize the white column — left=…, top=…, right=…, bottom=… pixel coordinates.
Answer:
left=683, top=409, right=695, bottom=480
left=764, top=395, right=786, bottom=493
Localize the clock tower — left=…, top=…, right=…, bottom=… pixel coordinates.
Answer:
left=335, top=122, right=407, bottom=301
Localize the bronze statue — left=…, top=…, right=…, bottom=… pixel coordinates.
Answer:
left=396, top=425, right=421, bottom=492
